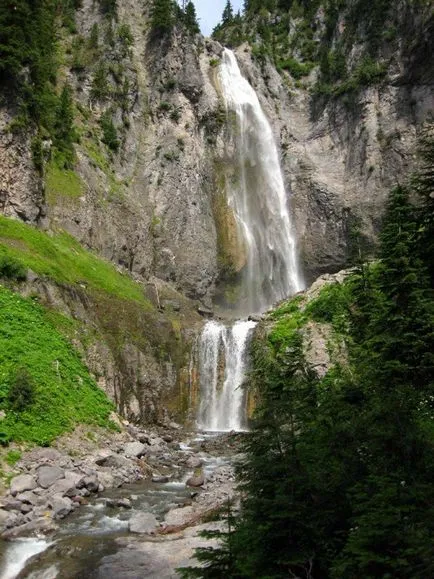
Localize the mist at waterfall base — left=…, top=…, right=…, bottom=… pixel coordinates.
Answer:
left=197, top=49, right=303, bottom=433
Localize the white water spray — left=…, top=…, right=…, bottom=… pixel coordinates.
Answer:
left=197, top=49, right=303, bottom=431
left=197, top=320, right=256, bottom=431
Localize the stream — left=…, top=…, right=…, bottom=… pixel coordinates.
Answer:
left=0, top=434, right=235, bottom=579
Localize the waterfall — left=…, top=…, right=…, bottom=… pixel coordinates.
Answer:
left=197, top=49, right=303, bottom=431
left=219, top=48, right=303, bottom=313
left=197, top=320, right=256, bottom=432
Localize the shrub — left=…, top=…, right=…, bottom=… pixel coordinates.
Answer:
left=100, top=111, right=119, bottom=152
left=0, top=254, right=27, bottom=281
left=7, top=368, right=35, bottom=412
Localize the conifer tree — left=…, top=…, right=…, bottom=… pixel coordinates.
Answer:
left=184, top=1, right=200, bottom=34
left=151, top=0, right=174, bottom=37
left=222, top=0, right=234, bottom=24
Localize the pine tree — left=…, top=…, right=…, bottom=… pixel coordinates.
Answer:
left=222, top=0, right=234, bottom=24
left=151, top=0, right=174, bottom=37
left=184, top=1, right=200, bottom=34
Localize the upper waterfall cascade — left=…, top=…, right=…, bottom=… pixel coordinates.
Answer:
left=197, top=49, right=303, bottom=431
left=219, top=48, right=303, bottom=314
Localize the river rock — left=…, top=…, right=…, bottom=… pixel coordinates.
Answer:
left=1, top=499, right=23, bottom=511
left=186, top=456, right=203, bottom=469
left=0, top=509, right=10, bottom=526
left=50, top=477, right=78, bottom=498
left=36, top=465, right=65, bottom=489
left=128, top=512, right=158, bottom=534
left=50, top=495, right=73, bottom=519
left=152, top=475, right=169, bottom=483
left=83, top=475, right=99, bottom=493
left=95, top=454, right=132, bottom=469
left=20, top=503, right=33, bottom=514
left=2, top=516, right=58, bottom=538
left=10, top=474, right=37, bottom=496
left=123, top=442, right=147, bottom=458
left=186, top=473, right=205, bottom=487
left=164, top=506, right=195, bottom=527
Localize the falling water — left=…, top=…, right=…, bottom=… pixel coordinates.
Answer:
left=197, top=320, right=256, bottom=432
left=197, top=49, right=303, bottom=431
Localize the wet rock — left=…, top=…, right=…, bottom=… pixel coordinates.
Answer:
left=186, top=456, right=203, bottom=469
left=50, top=495, right=73, bottom=519
left=128, top=512, right=158, bottom=534
left=197, top=305, right=213, bottom=317
left=10, top=474, right=37, bottom=496
left=123, top=442, right=147, bottom=458
left=83, top=475, right=99, bottom=493
left=152, top=475, right=169, bottom=483
left=2, top=516, right=58, bottom=538
left=186, top=474, right=205, bottom=487
left=36, top=465, right=65, bottom=489
left=107, top=498, right=132, bottom=509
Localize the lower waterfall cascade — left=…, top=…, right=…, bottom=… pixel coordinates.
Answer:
left=197, top=49, right=303, bottom=432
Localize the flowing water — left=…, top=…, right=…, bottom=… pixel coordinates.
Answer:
left=197, top=320, right=256, bottom=432
left=0, top=437, right=232, bottom=579
left=197, top=49, right=303, bottom=431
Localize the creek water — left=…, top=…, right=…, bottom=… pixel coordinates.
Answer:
left=0, top=436, right=231, bottom=579
left=197, top=49, right=303, bottom=432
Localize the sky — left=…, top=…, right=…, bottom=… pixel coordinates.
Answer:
left=189, top=0, right=244, bottom=37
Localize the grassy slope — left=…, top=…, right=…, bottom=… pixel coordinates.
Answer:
left=0, top=215, right=150, bottom=305
left=0, top=285, right=113, bottom=445
left=0, top=215, right=160, bottom=445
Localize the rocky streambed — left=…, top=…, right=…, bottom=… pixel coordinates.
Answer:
left=0, top=422, right=243, bottom=578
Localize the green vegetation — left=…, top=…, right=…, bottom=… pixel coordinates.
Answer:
left=212, top=0, right=429, bottom=100
left=0, top=253, right=27, bottom=282
left=0, top=216, right=149, bottom=305
left=182, top=129, right=434, bottom=577
left=150, top=0, right=175, bottom=37
left=100, top=110, right=119, bottom=152
left=0, top=286, right=113, bottom=445
left=45, top=159, right=85, bottom=205
left=0, top=0, right=79, bottom=165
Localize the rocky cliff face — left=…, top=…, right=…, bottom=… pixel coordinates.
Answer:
left=0, top=0, right=432, bottom=423
left=1, top=1, right=432, bottom=296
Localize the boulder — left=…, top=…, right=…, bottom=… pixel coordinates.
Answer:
left=123, top=442, right=147, bottom=458
left=95, top=454, right=132, bottom=469
left=2, top=517, right=58, bottom=539
left=50, top=478, right=77, bottom=498
left=164, top=506, right=195, bottom=527
left=10, top=474, right=37, bottom=496
left=1, top=500, right=23, bottom=511
left=36, top=465, right=64, bottom=489
left=152, top=475, right=169, bottom=484
left=186, top=474, right=205, bottom=487
left=128, top=512, right=158, bottom=534
left=186, top=456, right=203, bottom=469
left=83, top=475, right=99, bottom=493
left=50, top=495, right=73, bottom=519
